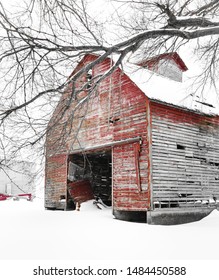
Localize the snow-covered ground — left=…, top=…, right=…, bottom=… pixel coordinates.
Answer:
left=1, top=198, right=219, bottom=260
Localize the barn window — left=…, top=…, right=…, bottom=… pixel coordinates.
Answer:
left=86, top=69, right=92, bottom=89
left=177, top=144, right=185, bottom=150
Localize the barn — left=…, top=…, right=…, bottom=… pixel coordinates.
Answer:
left=45, top=52, right=219, bottom=225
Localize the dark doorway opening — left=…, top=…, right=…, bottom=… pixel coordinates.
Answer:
left=67, top=150, right=112, bottom=209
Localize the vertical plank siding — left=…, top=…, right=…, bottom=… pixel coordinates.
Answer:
left=150, top=101, right=219, bottom=209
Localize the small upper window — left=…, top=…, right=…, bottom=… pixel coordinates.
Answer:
left=86, top=69, right=92, bottom=89
left=177, top=144, right=185, bottom=150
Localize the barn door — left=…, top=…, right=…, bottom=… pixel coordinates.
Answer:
left=67, top=150, right=112, bottom=208
left=113, top=142, right=142, bottom=192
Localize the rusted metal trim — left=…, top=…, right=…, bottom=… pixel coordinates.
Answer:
left=70, top=136, right=142, bottom=154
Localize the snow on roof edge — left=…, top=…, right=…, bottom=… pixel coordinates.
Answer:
left=149, top=97, right=218, bottom=117
left=120, top=58, right=219, bottom=116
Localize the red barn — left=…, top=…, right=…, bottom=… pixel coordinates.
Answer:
left=45, top=52, right=219, bottom=225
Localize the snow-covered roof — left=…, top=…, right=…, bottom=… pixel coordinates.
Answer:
left=121, top=55, right=219, bottom=116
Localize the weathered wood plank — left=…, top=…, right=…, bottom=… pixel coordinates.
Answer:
left=151, top=101, right=219, bottom=208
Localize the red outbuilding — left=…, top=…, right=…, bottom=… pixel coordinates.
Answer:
left=45, top=52, right=219, bottom=224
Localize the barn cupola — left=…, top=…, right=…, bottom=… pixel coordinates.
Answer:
left=138, top=52, right=188, bottom=82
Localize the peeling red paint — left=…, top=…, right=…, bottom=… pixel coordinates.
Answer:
left=45, top=54, right=151, bottom=211
left=45, top=54, right=219, bottom=219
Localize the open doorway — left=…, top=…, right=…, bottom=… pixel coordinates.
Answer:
left=67, top=150, right=112, bottom=209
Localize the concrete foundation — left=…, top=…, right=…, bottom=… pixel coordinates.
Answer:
left=113, top=209, right=147, bottom=223
left=147, top=208, right=215, bottom=225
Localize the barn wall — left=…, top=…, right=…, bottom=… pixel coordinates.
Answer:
left=72, top=58, right=151, bottom=212
left=111, top=76, right=151, bottom=212
left=150, top=101, right=219, bottom=210
left=45, top=154, right=67, bottom=209
left=45, top=54, right=151, bottom=212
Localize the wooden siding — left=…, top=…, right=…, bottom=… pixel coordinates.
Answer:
left=45, top=154, right=67, bottom=209
left=157, top=59, right=182, bottom=82
left=45, top=53, right=219, bottom=216
left=45, top=54, right=150, bottom=211
left=150, top=101, right=219, bottom=209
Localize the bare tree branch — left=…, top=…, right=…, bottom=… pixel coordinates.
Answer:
left=1, top=0, right=219, bottom=181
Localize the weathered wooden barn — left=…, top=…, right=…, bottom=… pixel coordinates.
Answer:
left=45, top=52, right=219, bottom=225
